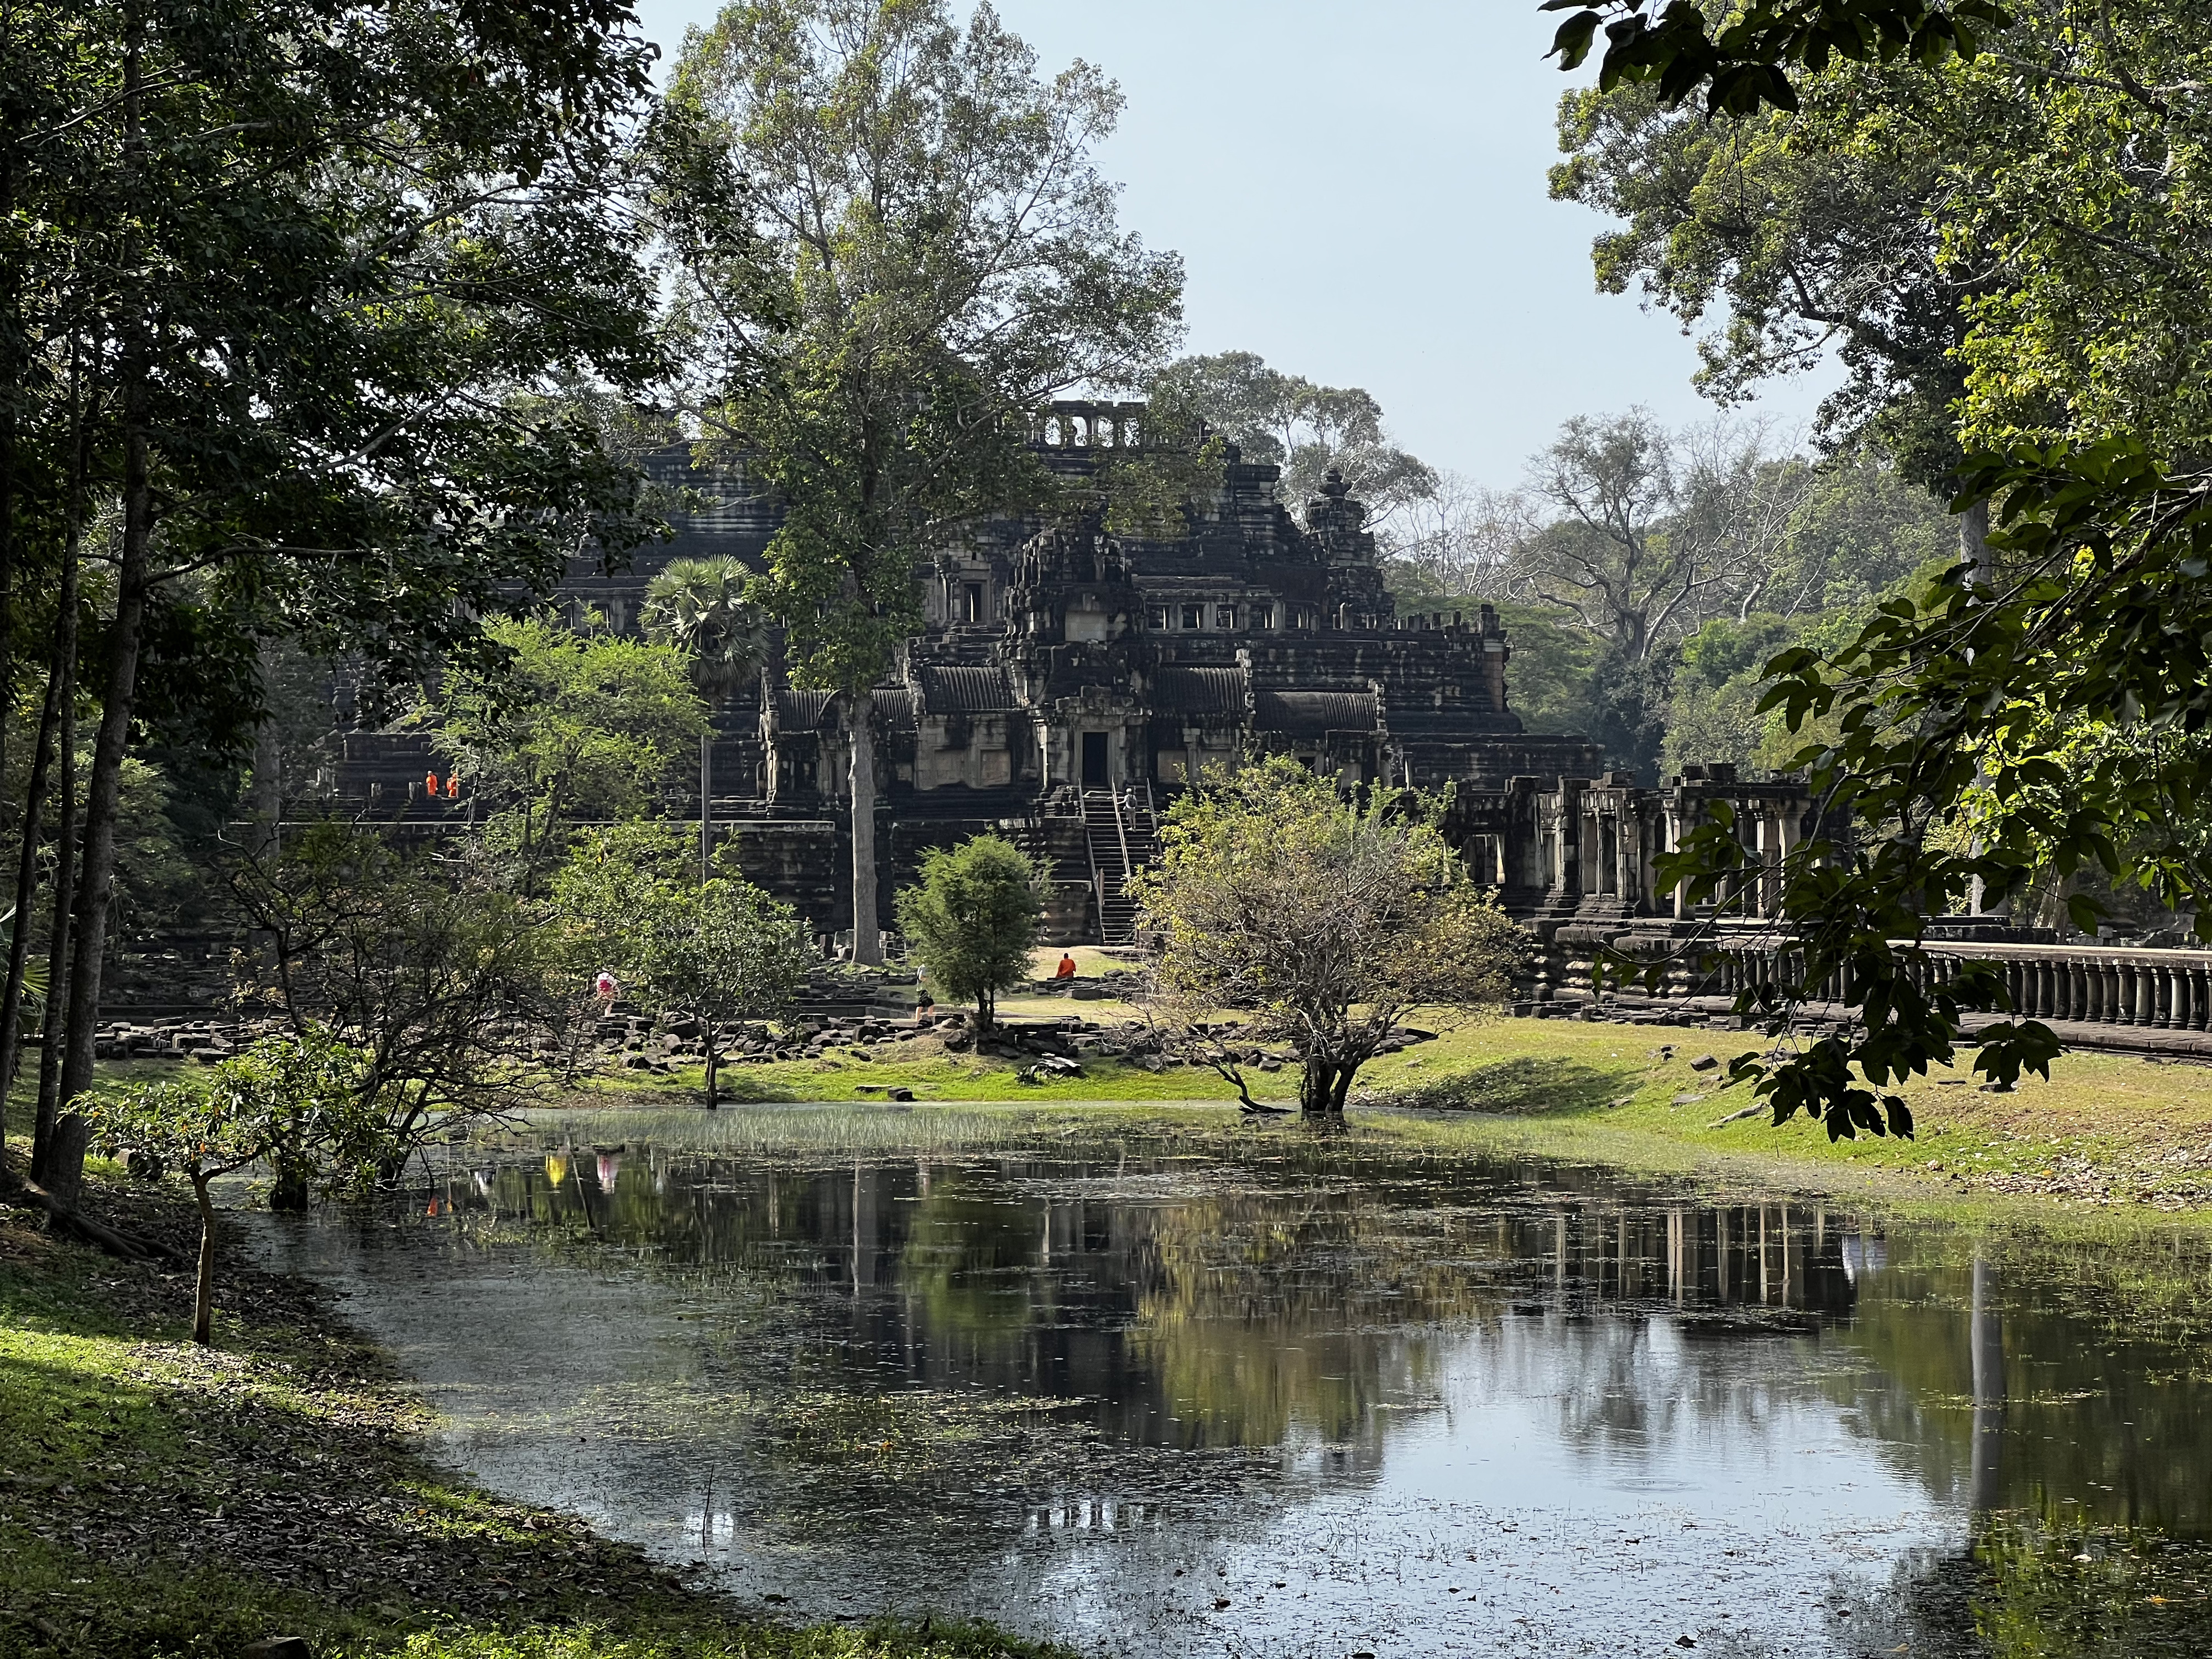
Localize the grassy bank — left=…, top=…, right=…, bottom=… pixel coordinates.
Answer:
left=577, top=1013, right=2212, bottom=1217
left=0, top=1165, right=1072, bottom=1659
left=1345, top=1016, right=2212, bottom=1217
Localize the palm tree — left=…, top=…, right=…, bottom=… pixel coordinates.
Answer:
left=643, top=556, right=770, bottom=884
left=641, top=556, right=770, bottom=698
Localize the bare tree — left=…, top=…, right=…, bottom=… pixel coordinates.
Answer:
left=1670, top=418, right=1817, bottom=623
left=1391, top=471, right=1542, bottom=598
left=1506, top=408, right=1811, bottom=658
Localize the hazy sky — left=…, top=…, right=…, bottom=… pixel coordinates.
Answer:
left=628, top=0, right=1838, bottom=490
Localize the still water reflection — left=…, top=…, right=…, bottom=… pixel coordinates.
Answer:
left=251, top=1109, right=2212, bottom=1658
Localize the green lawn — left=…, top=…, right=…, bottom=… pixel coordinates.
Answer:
left=1347, top=1015, right=2212, bottom=1216
left=577, top=1011, right=2212, bottom=1217
left=92, top=1003, right=2212, bottom=1216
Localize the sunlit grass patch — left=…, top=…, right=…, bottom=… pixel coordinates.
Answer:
left=517, top=1099, right=1237, bottom=1160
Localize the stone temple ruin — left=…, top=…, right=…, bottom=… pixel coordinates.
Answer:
left=330, top=400, right=1822, bottom=975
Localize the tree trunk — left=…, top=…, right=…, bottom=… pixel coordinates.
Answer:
left=1960, top=496, right=1994, bottom=590
left=268, top=1144, right=310, bottom=1214
left=705, top=1036, right=719, bottom=1109
left=1, top=651, right=61, bottom=1113
left=977, top=986, right=994, bottom=1034
left=1298, top=1054, right=1343, bottom=1117
left=191, top=1173, right=217, bottom=1347
left=249, top=639, right=281, bottom=857
left=29, top=645, right=77, bottom=1186
left=0, top=1173, right=175, bottom=1261
left=1961, top=497, right=1998, bottom=917
left=1330, top=1061, right=1359, bottom=1114
left=2, top=483, right=82, bottom=1113
left=45, top=424, right=152, bottom=1203
left=849, top=691, right=881, bottom=965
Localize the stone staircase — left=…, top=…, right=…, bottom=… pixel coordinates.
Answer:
left=1081, top=788, right=1160, bottom=945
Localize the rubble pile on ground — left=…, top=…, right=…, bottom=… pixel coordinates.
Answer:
left=81, top=998, right=1433, bottom=1082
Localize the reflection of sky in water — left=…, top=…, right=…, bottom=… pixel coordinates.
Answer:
left=245, top=1116, right=2212, bottom=1659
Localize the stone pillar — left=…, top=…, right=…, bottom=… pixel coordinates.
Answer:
left=1618, top=810, right=1641, bottom=910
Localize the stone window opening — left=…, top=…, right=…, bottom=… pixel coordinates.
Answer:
left=1146, top=604, right=1168, bottom=630
left=1181, top=603, right=1204, bottom=630
left=1215, top=604, right=1238, bottom=630
left=961, top=582, right=984, bottom=623
left=1253, top=603, right=1275, bottom=629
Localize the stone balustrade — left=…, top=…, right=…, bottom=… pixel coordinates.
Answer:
left=1685, top=936, right=2212, bottom=1031
left=1557, top=932, right=2212, bottom=1058
left=1911, top=940, right=2212, bottom=1033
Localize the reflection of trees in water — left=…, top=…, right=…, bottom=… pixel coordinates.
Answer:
left=1839, top=1515, right=2212, bottom=1659
left=403, top=1129, right=2212, bottom=1558
left=416, top=1138, right=1876, bottom=1476
left=1820, top=1236, right=2212, bottom=1530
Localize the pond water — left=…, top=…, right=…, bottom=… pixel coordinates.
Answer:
left=248, top=1105, right=2212, bottom=1659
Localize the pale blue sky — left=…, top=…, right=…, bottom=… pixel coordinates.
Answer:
left=629, top=0, right=1838, bottom=489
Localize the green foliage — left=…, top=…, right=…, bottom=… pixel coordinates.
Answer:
left=556, top=823, right=813, bottom=1104
left=554, top=820, right=701, bottom=977
left=228, top=821, right=565, bottom=1164
left=1565, top=0, right=2212, bottom=1135
left=636, top=879, right=815, bottom=1107
left=1148, top=351, right=1436, bottom=538
left=1484, top=604, right=1606, bottom=737
left=1940, top=6, right=2212, bottom=462
left=88, top=1029, right=381, bottom=1340
left=1542, top=0, right=2010, bottom=117
left=424, top=615, right=709, bottom=872
left=1661, top=613, right=1800, bottom=776
left=1131, top=755, right=1525, bottom=1115
left=1550, top=76, right=1966, bottom=485
left=894, top=836, right=1044, bottom=1031
left=6, top=0, right=670, bottom=689
left=660, top=0, right=1186, bottom=698
left=1784, top=451, right=1960, bottom=610
left=642, top=556, right=771, bottom=698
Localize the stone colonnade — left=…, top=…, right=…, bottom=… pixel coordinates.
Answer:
left=1458, top=763, right=1821, bottom=924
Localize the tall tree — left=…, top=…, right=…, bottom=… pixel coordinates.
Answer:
left=1508, top=409, right=1807, bottom=662
left=9, top=0, right=667, bottom=1202
left=661, top=0, right=1184, bottom=964
left=1543, top=0, right=2212, bottom=1137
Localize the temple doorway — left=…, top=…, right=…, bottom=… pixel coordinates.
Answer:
left=1081, top=731, right=1109, bottom=787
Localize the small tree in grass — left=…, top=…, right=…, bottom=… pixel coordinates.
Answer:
left=1129, top=755, right=1526, bottom=1117
left=88, top=1032, right=374, bottom=1344
left=634, top=878, right=814, bottom=1108
left=555, top=826, right=815, bottom=1107
left=895, top=836, right=1045, bottom=1034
